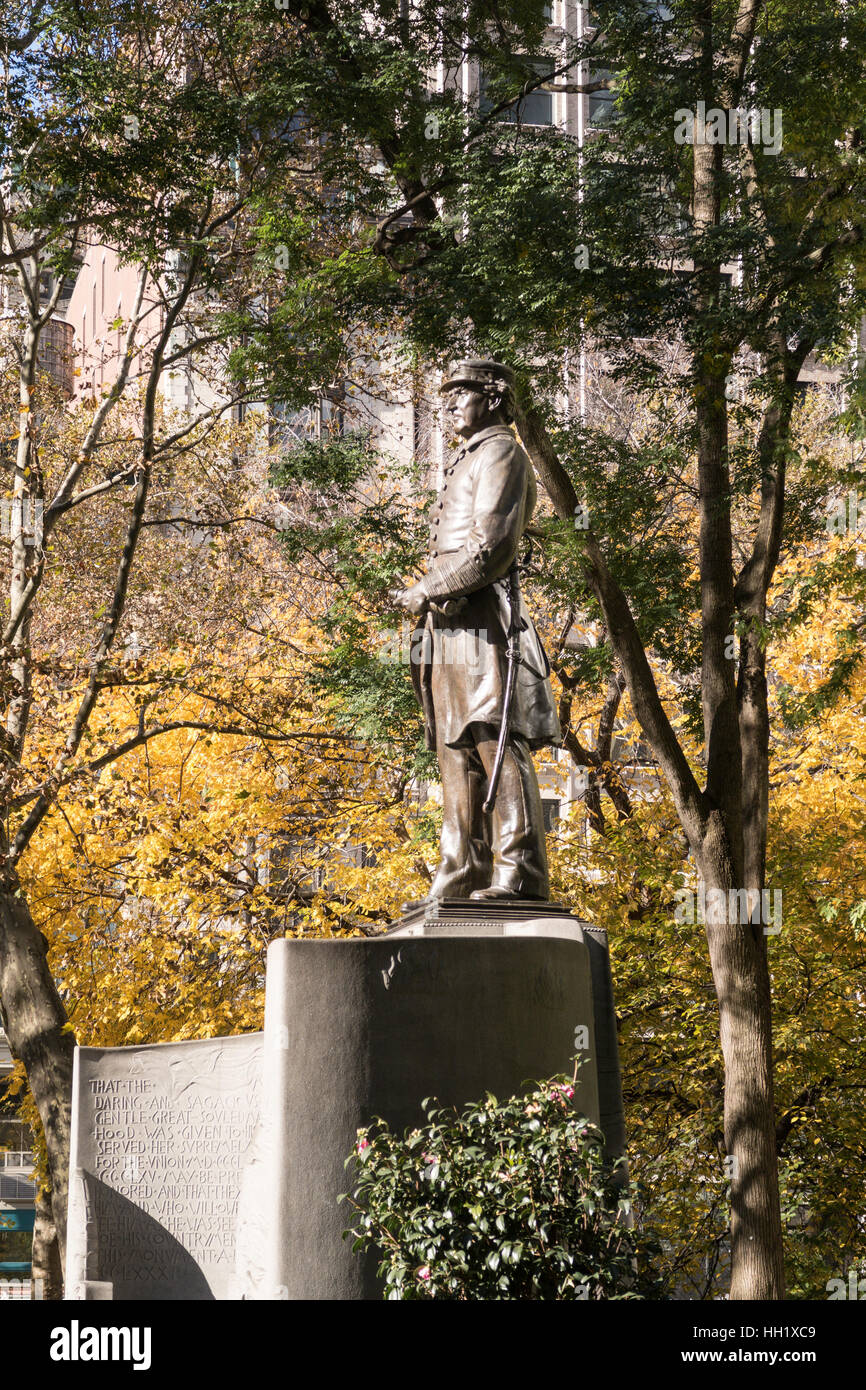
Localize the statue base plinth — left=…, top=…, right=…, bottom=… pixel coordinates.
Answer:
left=388, top=895, right=580, bottom=933
left=241, top=904, right=625, bottom=1299
left=65, top=902, right=626, bottom=1301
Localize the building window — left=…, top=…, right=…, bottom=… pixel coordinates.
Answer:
left=541, top=797, right=560, bottom=832
left=480, top=59, right=555, bottom=128
left=611, top=734, right=653, bottom=766
left=588, top=70, right=616, bottom=127
left=271, top=391, right=345, bottom=447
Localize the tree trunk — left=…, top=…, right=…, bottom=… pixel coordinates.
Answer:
left=518, top=402, right=786, bottom=1297
left=0, top=889, right=74, bottom=1273
left=698, top=819, right=784, bottom=1299
left=703, top=908, right=784, bottom=1298
left=31, top=1185, right=63, bottom=1300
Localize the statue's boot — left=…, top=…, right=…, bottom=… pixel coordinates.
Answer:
left=401, top=727, right=550, bottom=910
left=401, top=733, right=493, bottom=912
left=469, top=886, right=546, bottom=902
left=473, top=728, right=550, bottom=900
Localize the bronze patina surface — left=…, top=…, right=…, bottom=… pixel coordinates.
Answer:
left=392, top=360, right=561, bottom=904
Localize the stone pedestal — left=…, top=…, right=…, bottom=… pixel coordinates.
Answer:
left=65, top=904, right=625, bottom=1301
left=65, top=1033, right=263, bottom=1300
left=390, top=900, right=625, bottom=1162
left=238, top=904, right=624, bottom=1300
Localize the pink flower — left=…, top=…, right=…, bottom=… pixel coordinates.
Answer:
left=417, top=1266, right=431, bottom=1281
left=357, top=1137, right=370, bottom=1153
left=552, top=1083, right=574, bottom=1102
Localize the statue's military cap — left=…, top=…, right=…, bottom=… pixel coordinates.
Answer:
left=439, top=359, right=515, bottom=394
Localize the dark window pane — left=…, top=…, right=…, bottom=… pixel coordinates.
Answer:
left=588, top=69, right=615, bottom=127
left=480, top=60, right=554, bottom=127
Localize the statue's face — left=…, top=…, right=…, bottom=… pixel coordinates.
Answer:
left=444, top=386, right=499, bottom=439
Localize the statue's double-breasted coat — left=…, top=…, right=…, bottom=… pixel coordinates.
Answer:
left=407, top=423, right=561, bottom=901
left=410, top=423, right=562, bottom=753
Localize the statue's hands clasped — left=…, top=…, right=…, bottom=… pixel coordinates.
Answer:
left=389, top=584, right=428, bottom=616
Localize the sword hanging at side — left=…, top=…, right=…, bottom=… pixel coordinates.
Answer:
left=483, top=562, right=524, bottom=815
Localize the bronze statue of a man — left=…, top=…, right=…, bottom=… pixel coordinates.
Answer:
left=392, top=360, right=561, bottom=904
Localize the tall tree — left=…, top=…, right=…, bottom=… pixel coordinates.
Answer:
left=251, top=0, right=866, bottom=1298
left=0, top=0, right=350, bottom=1272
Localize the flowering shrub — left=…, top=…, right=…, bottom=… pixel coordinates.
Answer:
left=341, top=1071, right=659, bottom=1300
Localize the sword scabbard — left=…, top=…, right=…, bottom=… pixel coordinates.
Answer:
left=482, top=563, right=521, bottom=815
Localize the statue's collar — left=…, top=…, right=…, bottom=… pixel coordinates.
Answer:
left=458, top=424, right=514, bottom=454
